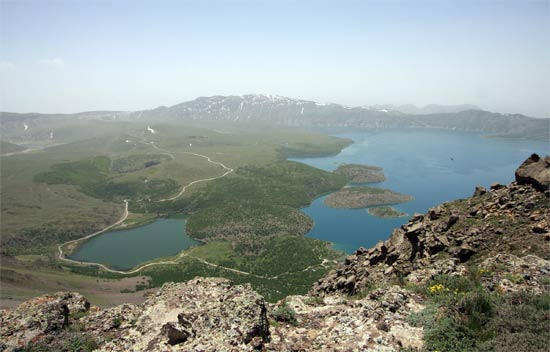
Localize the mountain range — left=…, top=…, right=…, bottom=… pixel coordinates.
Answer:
left=1, top=95, right=549, bottom=140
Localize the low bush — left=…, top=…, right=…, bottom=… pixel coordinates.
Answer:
left=271, top=303, right=298, bottom=326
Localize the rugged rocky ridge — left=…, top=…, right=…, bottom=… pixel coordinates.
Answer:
left=1, top=154, right=549, bottom=352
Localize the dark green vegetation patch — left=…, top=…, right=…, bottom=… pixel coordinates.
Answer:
left=111, top=154, right=171, bottom=173
left=278, top=140, right=352, bottom=158
left=34, top=156, right=178, bottom=201
left=145, top=160, right=347, bottom=245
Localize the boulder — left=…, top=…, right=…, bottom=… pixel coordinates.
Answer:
left=162, top=322, right=192, bottom=345
left=473, top=186, right=487, bottom=197
left=444, top=214, right=459, bottom=231
left=449, top=245, right=476, bottom=262
left=515, top=153, right=550, bottom=191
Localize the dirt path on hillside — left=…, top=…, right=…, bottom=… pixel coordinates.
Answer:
left=57, top=142, right=236, bottom=275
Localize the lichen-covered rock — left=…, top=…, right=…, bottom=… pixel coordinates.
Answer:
left=0, top=292, right=89, bottom=351
left=96, top=278, right=270, bottom=352
left=79, top=302, right=141, bottom=346
left=266, top=286, right=424, bottom=351
left=479, top=253, right=550, bottom=294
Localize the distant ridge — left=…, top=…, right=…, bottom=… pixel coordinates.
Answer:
left=369, top=103, right=481, bottom=115
left=2, top=94, right=548, bottom=139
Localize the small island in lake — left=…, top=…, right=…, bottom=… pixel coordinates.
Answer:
left=367, top=206, right=408, bottom=218
left=325, top=186, right=413, bottom=209
left=334, top=163, right=386, bottom=183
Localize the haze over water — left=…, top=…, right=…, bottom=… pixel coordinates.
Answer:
left=292, top=128, right=549, bottom=253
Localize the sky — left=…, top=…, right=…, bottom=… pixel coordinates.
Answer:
left=1, top=0, right=549, bottom=117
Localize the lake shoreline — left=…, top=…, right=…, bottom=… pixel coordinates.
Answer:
left=68, top=217, right=199, bottom=271
left=292, top=128, right=548, bottom=253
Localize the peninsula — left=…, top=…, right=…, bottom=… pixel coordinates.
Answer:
left=334, top=163, right=386, bottom=183
left=367, top=206, right=408, bottom=218
left=325, top=186, right=413, bottom=209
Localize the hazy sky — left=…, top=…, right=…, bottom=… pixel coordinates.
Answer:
left=1, top=0, right=549, bottom=117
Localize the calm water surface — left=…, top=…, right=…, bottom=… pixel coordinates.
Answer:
left=291, top=128, right=548, bottom=253
left=70, top=218, right=199, bottom=270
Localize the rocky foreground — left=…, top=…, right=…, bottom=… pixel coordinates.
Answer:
left=1, top=154, right=549, bottom=352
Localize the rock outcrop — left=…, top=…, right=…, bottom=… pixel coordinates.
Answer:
left=0, top=292, right=90, bottom=351
left=95, top=278, right=270, bottom=351
left=515, top=153, right=550, bottom=191
left=266, top=286, right=424, bottom=351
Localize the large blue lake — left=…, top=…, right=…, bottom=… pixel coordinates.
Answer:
left=291, top=128, right=548, bottom=253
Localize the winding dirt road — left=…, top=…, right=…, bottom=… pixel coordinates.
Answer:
left=148, top=141, right=233, bottom=201
left=57, top=143, right=234, bottom=274
left=57, top=142, right=327, bottom=279
left=57, top=200, right=129, bottom=268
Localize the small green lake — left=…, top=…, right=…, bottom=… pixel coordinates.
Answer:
left=69, top=218, right=199, bottom=270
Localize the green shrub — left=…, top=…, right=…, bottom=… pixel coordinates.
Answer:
left=112, top=318, right=121, bottom=328
left=430, top=274, right=477, bottom=294
left=479, top=292, right=550, bottom=352
left=34, top=156, right=178, bottom=201
left=304, top=296, right=324, bottom=306
left=423, top=316, right=476, bottom=352
left=21, top=332, right=99, bottom=352
left=459, top=290, right=494, bottom=336
left=65, top=335, right=99, bottom=352
left=272, top=303, right=298, bottom=326
left=504, top=273, right=523, bottom=284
